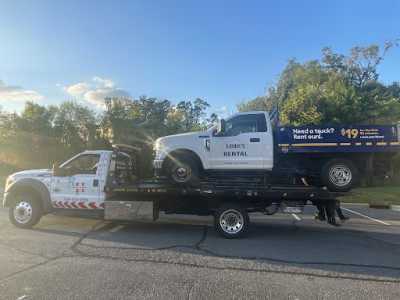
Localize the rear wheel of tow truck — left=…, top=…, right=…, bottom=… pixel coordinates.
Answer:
left=321, top=158, right=358, bottom=192
left=167, top=156, right=200, bottom=187
left=214, top=203, right=249, bottom=239
left=9, top=195, right=42, bottom=229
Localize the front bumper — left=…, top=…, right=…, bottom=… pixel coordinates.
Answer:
left=153, top=159, right=163, bottom=170
left=152, top=159, right=164, bottom=177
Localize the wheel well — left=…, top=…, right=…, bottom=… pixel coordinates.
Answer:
left=7, top=187, right=44, bottom=210
left=162, top=149, right=204, bottom=174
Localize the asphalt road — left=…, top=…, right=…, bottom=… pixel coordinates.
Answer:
left=1, top=188, right=400, bottom=300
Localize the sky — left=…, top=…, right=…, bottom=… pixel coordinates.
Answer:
left=0, top=0, right=399, bottom=117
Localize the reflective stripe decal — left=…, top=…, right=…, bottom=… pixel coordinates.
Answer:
left=52, top=201, right=101, bottom=209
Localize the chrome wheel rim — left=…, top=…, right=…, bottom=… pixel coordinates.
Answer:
left=219, top=209, right=244, bottom=234
left=172, top=162, right=192, bottom=183
left=14, top=201, right=33, bottom=224
left=329, top=165, right=352, bottom=187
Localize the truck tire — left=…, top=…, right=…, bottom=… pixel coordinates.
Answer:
left=167, top=156, right=200, bottom=186
left=214, top=203, right=249, bottom=239
left=9, top=195, right=42, bottom=229
left=321, top=158, right=358, bottom=192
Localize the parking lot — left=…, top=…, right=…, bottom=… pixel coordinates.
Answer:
left=1, top=188, right=400, bottom=299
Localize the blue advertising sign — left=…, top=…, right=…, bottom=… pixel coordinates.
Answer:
left=277, top=124, right=400, bottom=153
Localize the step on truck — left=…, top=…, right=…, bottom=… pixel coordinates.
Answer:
left=4, top=145, right=347, bottom=238
left=153, top=106, right=400, bottom=192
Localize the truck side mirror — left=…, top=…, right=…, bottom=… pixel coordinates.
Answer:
left=216, top=119, right=226, bottom=136
left=52, top=163, right=65, bottom=177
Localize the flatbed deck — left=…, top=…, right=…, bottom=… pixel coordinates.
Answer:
left=105, top=182, right=348, bottom=200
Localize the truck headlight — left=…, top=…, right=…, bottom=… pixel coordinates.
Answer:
left=153, top=139, right=164, bottom=152
left=153, top=139, right=165, bottom=160
left=6, top=175, right=15, bottom=185
left=5, top=175, right=16, bottom=190
left=154, top=141, right=161, bottom=151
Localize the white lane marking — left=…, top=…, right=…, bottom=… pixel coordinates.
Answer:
left=341, top=207, right=390, bottom=226
left=18, top=296, right=27, bottom=300
left=291, top=213, right=301, bottom=221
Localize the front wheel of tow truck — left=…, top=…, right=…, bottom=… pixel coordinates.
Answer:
left=214, top=203, right=249, bottom=239
left=9, top=195, right=42, bottom=229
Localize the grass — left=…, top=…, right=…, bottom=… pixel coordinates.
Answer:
left=340, top=187, right=400, bottom=206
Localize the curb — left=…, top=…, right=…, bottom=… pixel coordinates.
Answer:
left=341, top=202, right=400, bottom=211
left=390, top=205, right=400, bottom=212
left=341, top=203, right=369, bottom=208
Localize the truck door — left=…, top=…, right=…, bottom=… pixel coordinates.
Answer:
left=50, top=153, right=103, bottom=209
left=210, top=113, right=271, bottom=170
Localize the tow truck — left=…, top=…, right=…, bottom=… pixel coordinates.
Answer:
left=4, top=145, right=347, bottom=238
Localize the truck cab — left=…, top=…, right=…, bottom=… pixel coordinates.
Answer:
left=4, top=147, right=139, bottom=228
left=153, top=111, right=274, bottom=185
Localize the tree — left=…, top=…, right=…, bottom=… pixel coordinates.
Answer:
left=104, top=97, right=132, bottom=121
left=175, top=98, right=212, bottom=132
left=239, top=41, right=400, bottom=126
left=0, top=106, right=13, bottom=137
left=16, top=101, right=54, bottom=135
left=53, top=101, right=98, bottom=153
left=322, top=39, right=399, bottom=87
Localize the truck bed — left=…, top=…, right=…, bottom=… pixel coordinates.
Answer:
left=105, top=182, right=347, bottom=201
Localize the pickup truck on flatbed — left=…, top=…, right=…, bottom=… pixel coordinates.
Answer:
left=153, top=107, right=400, bottom=192
left=4, top=145, right=346, bottom=238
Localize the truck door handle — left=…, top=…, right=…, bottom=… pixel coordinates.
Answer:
left=93, top=179, right=99, bottom=187
left=250, top=138, right=260, bottom=142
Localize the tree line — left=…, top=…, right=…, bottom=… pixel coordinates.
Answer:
left=1, top=40, right=399, bottom=184
left=0, top=97, right=217, bottom=177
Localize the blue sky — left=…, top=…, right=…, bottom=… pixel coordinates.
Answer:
left=0, top=0, right=399, bottom=116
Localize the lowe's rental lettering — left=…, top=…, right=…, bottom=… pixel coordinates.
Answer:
left=223, top=142, right=248, bottom=157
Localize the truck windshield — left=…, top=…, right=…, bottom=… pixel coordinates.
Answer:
left=223, top=113, right=267, bottom=137
left=63, top=154, right=101, bottom=175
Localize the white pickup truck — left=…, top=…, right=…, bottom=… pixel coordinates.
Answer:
left=153, top=109, right=400, bottom=192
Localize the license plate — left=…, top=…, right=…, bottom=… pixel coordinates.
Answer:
left=280, top=201, right=304, bottom=213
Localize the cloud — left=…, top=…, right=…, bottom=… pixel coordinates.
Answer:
left=0, top=79, right=44, bottom=103
left=212, top=106, right=227, bottom=114
left=66, top=83, right=91, bottom=96
left=92, top=76, right=115, bottom=89
left=85, top=87, right=131, bottom=109
left=60, top=77, right=131, bottom=109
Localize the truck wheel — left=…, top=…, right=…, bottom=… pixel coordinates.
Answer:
left=167, top=156, right=200, bottom=186
left=9, top=195, right=42, bottom=229
left=214, top=203, right=249, bottom=239
left=321, top=158, right=358, bottom=192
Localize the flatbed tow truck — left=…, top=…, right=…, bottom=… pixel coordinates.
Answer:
left=4, top=145, right=348, bottom=238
